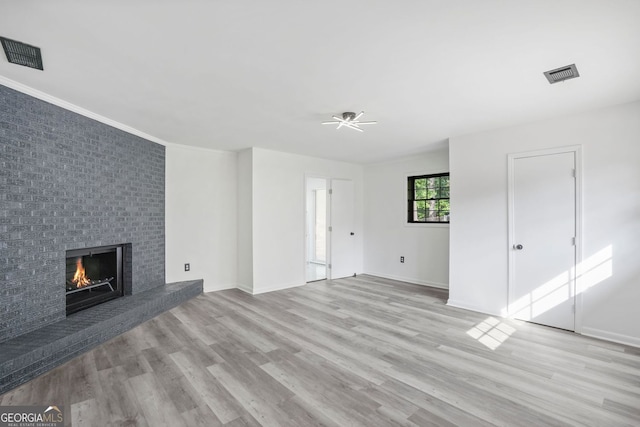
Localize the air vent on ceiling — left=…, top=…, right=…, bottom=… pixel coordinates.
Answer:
left=0, top=36, right=44, bottom=70
left=543, top=64, right=579, bottom=84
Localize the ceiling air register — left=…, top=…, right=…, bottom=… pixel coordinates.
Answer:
left=543, top=64, right=579, bottom=84
left=0, top=36, right=44, bottom=70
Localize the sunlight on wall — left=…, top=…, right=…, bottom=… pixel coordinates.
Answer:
left=503, top=245, right=612, bottom=320
left=576, top=245, right=613, bottom=293
left=468, top=245, right=613, bottom=351
left=466, top=317, right=516, bottom=350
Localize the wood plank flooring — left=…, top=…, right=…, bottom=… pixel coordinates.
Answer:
left=2, top=275, right=639, bottom=426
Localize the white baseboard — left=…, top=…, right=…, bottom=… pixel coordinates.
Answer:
left=236, top=283, right=253, bottom=294
left=236, top=282, right=306, bottom=296
left=446, top=299, right=503, bottom=317
left=581, top=327, right=640, bottom=348
left=203, top=283, right=236, bottom=293
left=253, top=282, right=306, bottom=295
left=363, top=271, right=448, bottom=289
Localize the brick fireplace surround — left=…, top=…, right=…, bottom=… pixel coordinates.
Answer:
left=0, top=84, right=202, bottom=393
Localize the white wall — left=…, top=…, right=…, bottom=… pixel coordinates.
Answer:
left=236, top=149, right=254, bottom=292
left=165, top=144, right=238, bottom=292
left=250, top=148, right=364, bottom=294
left=363, top=149, right=450, bottom=288
left=449, top=101, right=640, bottom=347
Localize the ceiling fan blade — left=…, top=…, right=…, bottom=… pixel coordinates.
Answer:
left=344, top=123, right=364, bottom=132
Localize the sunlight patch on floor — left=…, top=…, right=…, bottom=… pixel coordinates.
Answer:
left=466, top=317, right=517, bottom=350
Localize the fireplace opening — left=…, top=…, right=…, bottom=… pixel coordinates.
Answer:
left=65, top=244, right=125, bottom=315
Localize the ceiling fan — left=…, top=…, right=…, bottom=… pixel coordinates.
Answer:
left=322, top=111, right=377, bottom=132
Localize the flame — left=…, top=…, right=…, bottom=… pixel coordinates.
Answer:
left=72, top=257, right=91, bottom=288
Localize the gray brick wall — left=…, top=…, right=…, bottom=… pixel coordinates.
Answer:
left=0, top=84, right=165, bottom=343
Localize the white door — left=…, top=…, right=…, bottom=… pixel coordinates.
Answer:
left=329, top=179, right=356, bottom=279
left=509, top=151, right=577, bottom=331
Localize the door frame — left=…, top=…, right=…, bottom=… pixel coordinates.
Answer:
left=507, top=145, right=583, bottom=332
left=304, top=174, right=329, bottom=283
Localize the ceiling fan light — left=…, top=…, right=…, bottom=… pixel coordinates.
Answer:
left=322, top=111, right=376, bottom=132
left=342, top=112, right=357, bottom=121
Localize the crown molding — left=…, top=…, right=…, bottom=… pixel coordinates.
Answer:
left=0, top=75, right=171, bottom=147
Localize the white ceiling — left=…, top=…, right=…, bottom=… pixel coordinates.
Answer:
left=1, top=1, right=639, bottom=163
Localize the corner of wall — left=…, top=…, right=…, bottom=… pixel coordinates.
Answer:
left=165, top=144, right=239, bottom=293
left=236, top=148, right=254, bottom=293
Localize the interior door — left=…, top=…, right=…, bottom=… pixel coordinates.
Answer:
left=509, top=151, right=576, bottom=331
left=329, top=179, right=355, bottom=279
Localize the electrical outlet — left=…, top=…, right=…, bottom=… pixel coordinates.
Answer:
left=184, top=263, right=190, bottom=272
left=400, top=256, right=404, bottom=263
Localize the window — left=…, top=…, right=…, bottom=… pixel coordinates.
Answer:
left=407, top=173, right=450, bottom=223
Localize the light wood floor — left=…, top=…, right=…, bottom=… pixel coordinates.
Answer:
left=2, top=275, right=639, bottom=426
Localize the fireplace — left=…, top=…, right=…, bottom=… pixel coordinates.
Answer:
left=65, top=244, right=126, bottom=315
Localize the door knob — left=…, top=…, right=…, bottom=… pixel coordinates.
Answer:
left=513, top=244, right=524, bottom=250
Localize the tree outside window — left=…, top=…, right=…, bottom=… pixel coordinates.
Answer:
left=408, top=173, right=450, bottom=223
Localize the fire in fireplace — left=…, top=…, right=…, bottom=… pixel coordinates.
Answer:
left=65, top=244, right=125, bottom=315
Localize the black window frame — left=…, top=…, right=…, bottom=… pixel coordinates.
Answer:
left=407, top=173, right=450, bottom=224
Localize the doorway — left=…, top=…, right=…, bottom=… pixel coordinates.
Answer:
left=305, top=177, right=328, bottom=282
left=508, top=147, right=580, bottom=331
